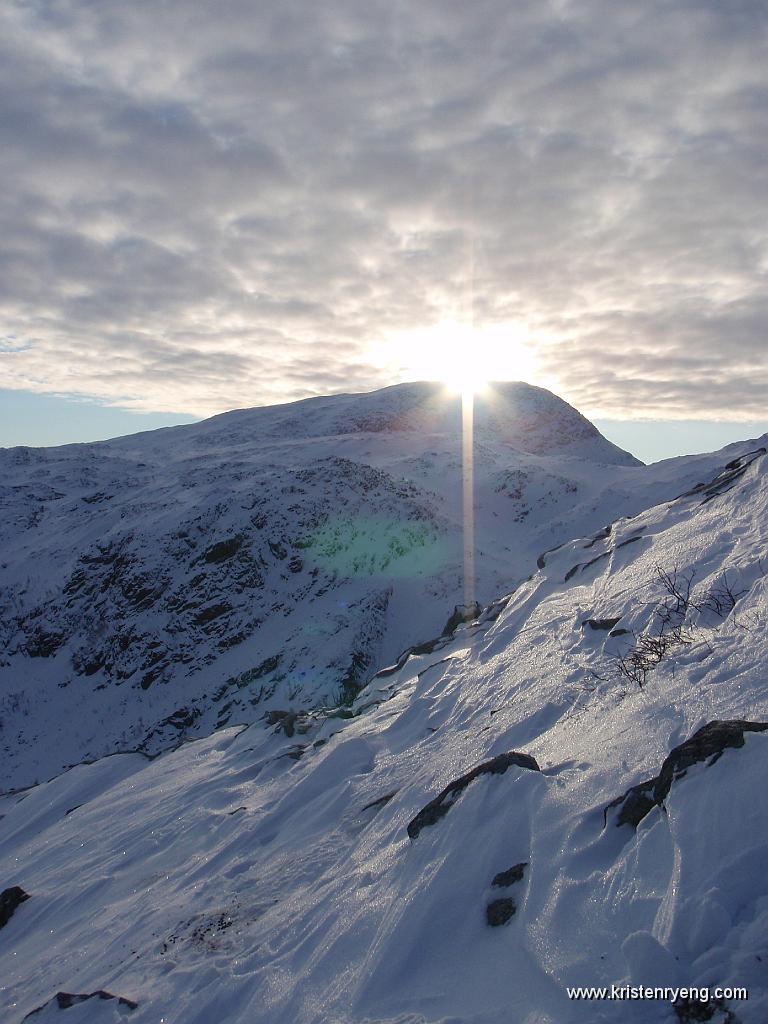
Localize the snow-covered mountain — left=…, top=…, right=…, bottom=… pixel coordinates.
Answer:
left=1, top=385, right=767, bottom=1024
left=0, top=381, right=655, bottom=789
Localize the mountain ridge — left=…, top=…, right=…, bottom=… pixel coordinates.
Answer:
left=0, top=384, right=762, bottom=794
left=0, top=382, right=643, bottom=788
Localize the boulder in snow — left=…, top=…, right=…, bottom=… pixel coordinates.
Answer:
left=23, top=991, right=138, bottom=1019
left=486, top=897, right=517, bottom=926
left=407, top=751, right=540, bottom=840
left=0, top=885, right=30, bottom=928
left=607, top=720, right=768, bottom=828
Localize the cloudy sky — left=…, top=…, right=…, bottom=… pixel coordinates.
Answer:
left=2, top=0, right=767, bottom=449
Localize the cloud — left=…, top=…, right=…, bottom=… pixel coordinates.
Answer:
left=1, top=0, right=766, bottom=418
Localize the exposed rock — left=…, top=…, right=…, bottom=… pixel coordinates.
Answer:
left=537, top=540, right=567, bottom=569
left=566, top=550, right=612, bottom=582
left=583, top=525, right=612, bottom=549
left=486, top=897, right=517, bottom=926
left=22, top=990, right=138, bottom=1019
left=408, top=636, right=446, bottom=658
left=139, top=666, right=164, bottom=691
left=584, top=551, right=611, bottom=572
left=161, top=909, right=235, bottom=955
left=24, top=628, right=66, bottom=658
left=265, top=710, right=298, bottom=737
left=159, top=707, right=202, bottom=732
left=607, top=720, right=768, bottom=828
left=360, top=790, right=399, bottom=814
left=676, top=447, right=765, bottom=506
left=338, top=649, right=373, bottom=705
left=0, top=885, right=30, bottom=928
left=672, top=994, right=738, bottom=1023
left=654, top=719, right=768, bottom=804
left=407, top=751, right=540, bottom=840
left=0, top=381, right=709, bottom=791
left=263, top=709, right=312, bottom=738
left=604, top=779, right=656, bottom=829
left=441, top=601, right=482, bottom=637
left=268, top=539, right=287, bottom=560
left=616, top=535, right=644, bottom=549
left=193, top=601, right=232, bottom=626
left=323, top=707, right=355, bottom=721
left=228, top=654, right=282, bottom=692
left=582, top=617, right=622, bottom=631
left=202, top=536, right=244, bottom=563
left=281, top=745, right=306, bottom=762
left=373, top=633, right=450, bottom=679
left=491, top=862, right=528, bottom=888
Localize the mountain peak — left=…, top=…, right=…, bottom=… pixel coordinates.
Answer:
left=166, top=381, right=641, bottom=466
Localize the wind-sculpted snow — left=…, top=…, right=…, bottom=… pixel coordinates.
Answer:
left=1, top=406, right=767, bottom=1022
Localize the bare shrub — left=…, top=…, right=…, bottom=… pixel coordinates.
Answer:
left=615, top=564, right=748, bottom=688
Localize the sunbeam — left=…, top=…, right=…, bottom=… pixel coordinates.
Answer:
left=461, top=386, right=476, bottom=610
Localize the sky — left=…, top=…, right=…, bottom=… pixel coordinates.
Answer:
left=1, top=0, right=767, bottom=458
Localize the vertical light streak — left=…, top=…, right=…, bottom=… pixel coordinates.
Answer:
left=460, top=179, right=477, bottom=613
left=462, top=387, right=475, bottom=610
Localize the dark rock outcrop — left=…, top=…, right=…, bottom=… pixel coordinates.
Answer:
left=654, top=720, right=768, bottom=803
left=673, top=994, right=738, bottom=1023
left=202, top=535, right=244, bottom=563
left=0, top=885, right=30, bottom=928
left=616, top=535, right=644, bottom=550
left=360, top=790, right=399, bottom=814
left=676, top=447, right=765, bottom=506
left=23, top=991, right=138, bottom=1019
left=486, top=897, right=517, bottom=926
left=584, top=525, right=612, bottom=549
left=491, top=862, right=528, bottom=888
left=441, top=602, right=483, bottom=637
left=265, top=710, right=313, bottom=738
left=24, top=628, right=66, bottom=658
left=604, top=779, right=657, bottom=829
left=407, top=751, right=540, bottom=840
left=582, top=617, right=622, bottom=632
left=265, top=709, right=298, bottom=737
left=607, top=720, right=768, bottom=829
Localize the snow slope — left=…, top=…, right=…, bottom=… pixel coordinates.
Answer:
left=1, top=417, right=766, bottom=1023
left=0, top=381, right=669, bottom=790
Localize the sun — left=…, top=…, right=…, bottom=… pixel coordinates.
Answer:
left=367, top=317, right=538, bottom=613
left=371, top=319, right=537, bottom=396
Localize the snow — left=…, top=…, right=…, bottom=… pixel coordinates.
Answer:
left=0, top=381, right=660, bottom=790
left=1, top=383, right=767, bottom=1023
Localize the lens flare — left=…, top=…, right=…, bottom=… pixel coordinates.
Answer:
left=370, top=319, right=536, bottom=396
left=461, top=387, right=476, bottom=610
left=367, top=318, right=537, bottom=621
